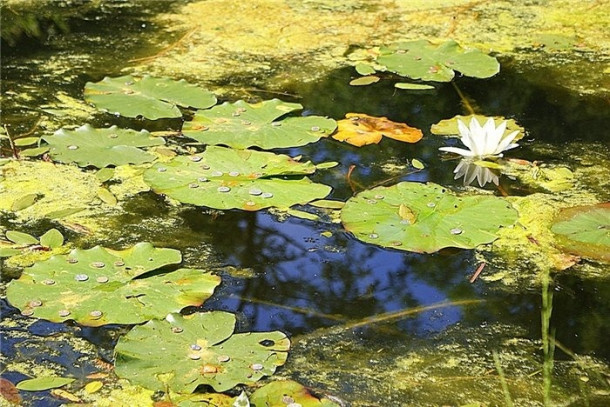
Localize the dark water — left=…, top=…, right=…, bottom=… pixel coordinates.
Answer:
left=2, top=1, right=610, bottom=405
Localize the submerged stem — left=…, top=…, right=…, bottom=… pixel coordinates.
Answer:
left=493, top=350, right=514, bottom=407
left=294, top=299, right=483, bottom=343
left=541, top=270, right=555, bottom=407
left=451, top=81, right=476, bottom=115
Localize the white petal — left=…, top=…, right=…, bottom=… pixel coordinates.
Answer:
left=470, top=117, right=485, bottom=156
left=495, top=130, right=520, bottom=153
left=457, top=119, right=474, bottom=150
left=489, top=120, right=507, bottom=154
left=439, top=146, right=476, bottom=157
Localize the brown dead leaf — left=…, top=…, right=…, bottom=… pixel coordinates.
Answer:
left=333, top=113, right=423, bottom=147
left=0, top=378, right=21, bottom=405
left=51, top=389, right=81, bottom=402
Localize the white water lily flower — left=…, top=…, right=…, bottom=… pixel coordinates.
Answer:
left=439, top=117, right=520, bottom=159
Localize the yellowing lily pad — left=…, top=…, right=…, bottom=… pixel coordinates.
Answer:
left=376, top=40, right=500, bottom=82
left=5, top=243, right=220, bottom=326
left=43, top=125, right=165, bottom=168
left=250, top=380, right=340, bottom=406
left=114, top=311, right=290, bottom=393
left=332, top=113, right=423, bottom=147
left=430, top=115, right=525, bottom=141
left=551, top=203, right=610, bottom=262
left=84, top=75, right=217, bottom=119
left=341, top=182, right=518, bottom=253
left=143, top=146, right=331, bottom=211
left=181, top=99, right=336, bottom=149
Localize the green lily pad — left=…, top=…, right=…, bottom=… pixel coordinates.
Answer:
left=114, top=311, right=290, bottom=393
left=16, top=376, right=75, bottom=391
left=181, top=99, right=336, bottom=149
left=376, top=40, right=500, bottom=82
left=6, top=243, right=221, bottom=326
left=394, top=82, right=435, bottom=90
left=143, top=146, right=331, bottom=211
left=250, top=380, right=340, bottom=407
left=43, top=125, right=165, bottom=168
left=341, top=182, right=518, bottom=253
left=84, top=75, right=217, bottom=120
left=551, top=203, right=610, bottom=262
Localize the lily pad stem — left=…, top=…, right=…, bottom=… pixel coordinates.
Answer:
left=3, top=125, right=19, bottom=159
left=451, top=82, right=476, bottom=115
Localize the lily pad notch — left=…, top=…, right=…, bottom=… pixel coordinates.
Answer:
left=115, top=311, right=290, bottom=393
left=355, top=39, right=500, bottom=84
left=84, top=75, right=217, bottom=119
left=5, top=242, right=221, bottom=326
left=144, top=146, right=332, bottom=211
left=182, top=98, right=337, bottom=149
left=341, top=182, right=518, bottom=253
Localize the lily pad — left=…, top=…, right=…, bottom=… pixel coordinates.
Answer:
left=16, top=376, right=75, bottom=391
left=376, top=40, right=500, bottom=82
left=181, top=99, right=336, bottom=149
left=114, top=311, right=290, bottom=393
left=431, top=114, right=525, bottom=141
left=332, top=113, right=423, bottom=147
left=250, top=380, right=340, bottom=407
left=394, top=82, right=435, bottom=90
left=341, top=182, right=518, bottom=253
left=551, top=203, right=610, bottom=262
left=43, top=125, right=165, bottom=168
left=84, top=75, right=217, bottom=119
left=143, top=146, right=331, bottom=211
left=6, top=242, right=221, bottom=326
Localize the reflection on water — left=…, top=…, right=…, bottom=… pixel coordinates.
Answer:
left=452, top=159, right=500, bottom=187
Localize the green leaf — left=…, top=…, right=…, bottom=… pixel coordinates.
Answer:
left=11, top=193, right=42, bottom=211
left=0, top=247, right=22, bottom=257
left=394, top=82, right=435, bottom=90
left=310, top=199, right=345, bottom=209
left=6, top=231, right=39, bottom=245
left=551, top=203, right=610, bottom=262
left=39, top=229, right=64, bottom=249
left=16, top=376, right=75, bottom=391
left=43, top=124, right=165, bottom=168
left=114, top=312, right=290, bottom=393
left=182, top=99, right=336, bottom=149
left=349, top=75, right=380, bottom=86
left=19, top=146, right=50, bottom=157
left=14, top=137, right=39, bottom=146
left=97, top=187, right=118, bottom=206
left=46, top=208, right=85, bottom=219
left=376, top=40, right=500, bottom=82
left=6, top=243, right=221, bottom=326
left=341, top=182, right=518, bottom=253
left=250, top=380, right=340, bottom=407
left=84, top=75, right=217, bottom=120
left=144, top=146, right=331, bottom=211
left=355, top=63, right=376, bottom=75
left=95, top=167, right=115, bottom=183
left=411, top=159, right=425, bottom=169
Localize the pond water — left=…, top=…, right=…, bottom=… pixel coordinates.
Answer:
left=1, top=1, right=609, bottom=406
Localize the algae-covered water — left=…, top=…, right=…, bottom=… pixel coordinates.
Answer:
left=1, top=1, right=610, bottom=406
